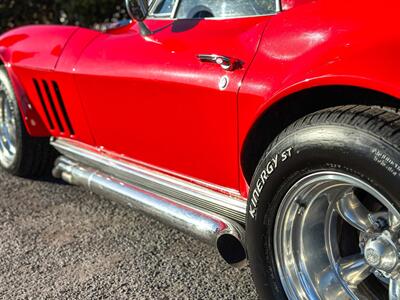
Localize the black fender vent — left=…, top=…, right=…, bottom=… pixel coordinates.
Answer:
left=32, top=79, right=75, bottom=135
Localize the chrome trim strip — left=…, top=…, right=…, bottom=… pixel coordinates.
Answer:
left=53, top=156, right=247, bottom=266
left=171, top=0, right=180, bottom=19
left=147, top=12, right=278, bottom=21
left=149, top=0, right=177, bottom=18
left=51, top=138, right=247, bottom=223
left=276, top=0, right=282, bottom=12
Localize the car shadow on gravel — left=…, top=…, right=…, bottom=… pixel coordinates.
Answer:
left=38, top=175, right=66, bottom=185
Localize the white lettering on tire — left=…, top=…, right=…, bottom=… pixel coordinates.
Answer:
left=372, top=148, right=400, bottom=177
left=249, top=147, right=293, bottom=219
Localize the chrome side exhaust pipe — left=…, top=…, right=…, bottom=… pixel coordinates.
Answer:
left=53, top=156, right=247, bottom=266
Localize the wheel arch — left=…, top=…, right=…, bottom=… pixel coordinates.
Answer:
left=240, top=85, right=400, bottom=183
left=0, top=58, right=50, bottom=137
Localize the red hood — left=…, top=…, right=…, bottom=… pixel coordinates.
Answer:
left=0, top=25, right=78, bottom=70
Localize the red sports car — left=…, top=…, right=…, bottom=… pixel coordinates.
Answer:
left=1, top=0, right=400, bottom=298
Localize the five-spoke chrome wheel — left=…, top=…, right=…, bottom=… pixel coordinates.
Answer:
left=0, top=78, right=17, bottom=168
left=275, top=172, right=400, bottom=299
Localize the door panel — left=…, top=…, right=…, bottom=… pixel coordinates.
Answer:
left=73, top=17, right=269, bottom=189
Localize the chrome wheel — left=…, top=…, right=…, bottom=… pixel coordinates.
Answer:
left=274, top=171, right=400, bottom=300
left=0, top=76, right=17, bottom=168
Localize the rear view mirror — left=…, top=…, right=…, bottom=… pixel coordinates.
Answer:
left=125, top=0, right=152, bottom=36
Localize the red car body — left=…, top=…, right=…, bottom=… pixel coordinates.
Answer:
left=1, top=0, right=400, bottom=201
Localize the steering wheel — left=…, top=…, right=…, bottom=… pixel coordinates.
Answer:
left=187, top=5, right=214, bottom=19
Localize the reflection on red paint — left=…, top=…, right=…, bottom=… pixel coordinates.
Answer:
left=51, top=45, right=63, bottom=57
left=11, top=51, right=36, bottom=63
left=0, top=34, right=28, bottom=47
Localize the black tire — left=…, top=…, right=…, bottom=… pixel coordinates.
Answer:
left=246, top=105, right=400, bottom=299
left=0, top=66, right=57, bottom=178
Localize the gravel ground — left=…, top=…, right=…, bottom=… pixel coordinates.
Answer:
left=0, top=170, right=257, bottom=300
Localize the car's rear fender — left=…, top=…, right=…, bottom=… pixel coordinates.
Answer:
left=238, top=0, right=400, bottom=195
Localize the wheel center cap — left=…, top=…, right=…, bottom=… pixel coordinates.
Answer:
left=364, top=232, right=399, bottom=273
left=365, top=247, right=382, bottom=266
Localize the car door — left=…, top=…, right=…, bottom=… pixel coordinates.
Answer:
left=73, top=0, right=277, bottom=190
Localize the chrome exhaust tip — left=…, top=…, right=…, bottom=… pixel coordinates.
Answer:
left=217, top=233, right=247, bottom=267
left=53, top=156, right=247, bottom=267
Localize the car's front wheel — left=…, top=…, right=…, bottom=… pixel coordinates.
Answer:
left=246, top=105, right=400, bottom=300
left=0, top=66, right=56, bottom=178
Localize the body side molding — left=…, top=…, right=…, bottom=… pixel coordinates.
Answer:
left=51, top=138, right=247, bottom=223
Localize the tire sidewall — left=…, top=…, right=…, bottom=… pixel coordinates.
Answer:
left=246, top=124, right=400, bottom=299
left=0, top=67, right=23, bottom=174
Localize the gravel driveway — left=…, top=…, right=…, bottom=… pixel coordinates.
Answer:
left=0, top=171, right=257, bottom=299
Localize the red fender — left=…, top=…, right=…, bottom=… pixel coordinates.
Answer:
left=0, top=25, right=78, bottom=136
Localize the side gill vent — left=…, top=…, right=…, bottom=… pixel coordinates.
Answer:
left=33, top=79, right=54, bottom=130
left=52, top=81, right=75, bottom=135
left=32, top=79, right=75, bottom=135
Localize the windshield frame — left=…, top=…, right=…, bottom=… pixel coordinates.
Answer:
left=148, top=0, right=281, bottom=20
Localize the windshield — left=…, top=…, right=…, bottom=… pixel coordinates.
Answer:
left=151, top=0, right=278, bottom=19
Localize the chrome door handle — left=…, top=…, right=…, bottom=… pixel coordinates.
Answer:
left=197, top=54, right=242, bottom=71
